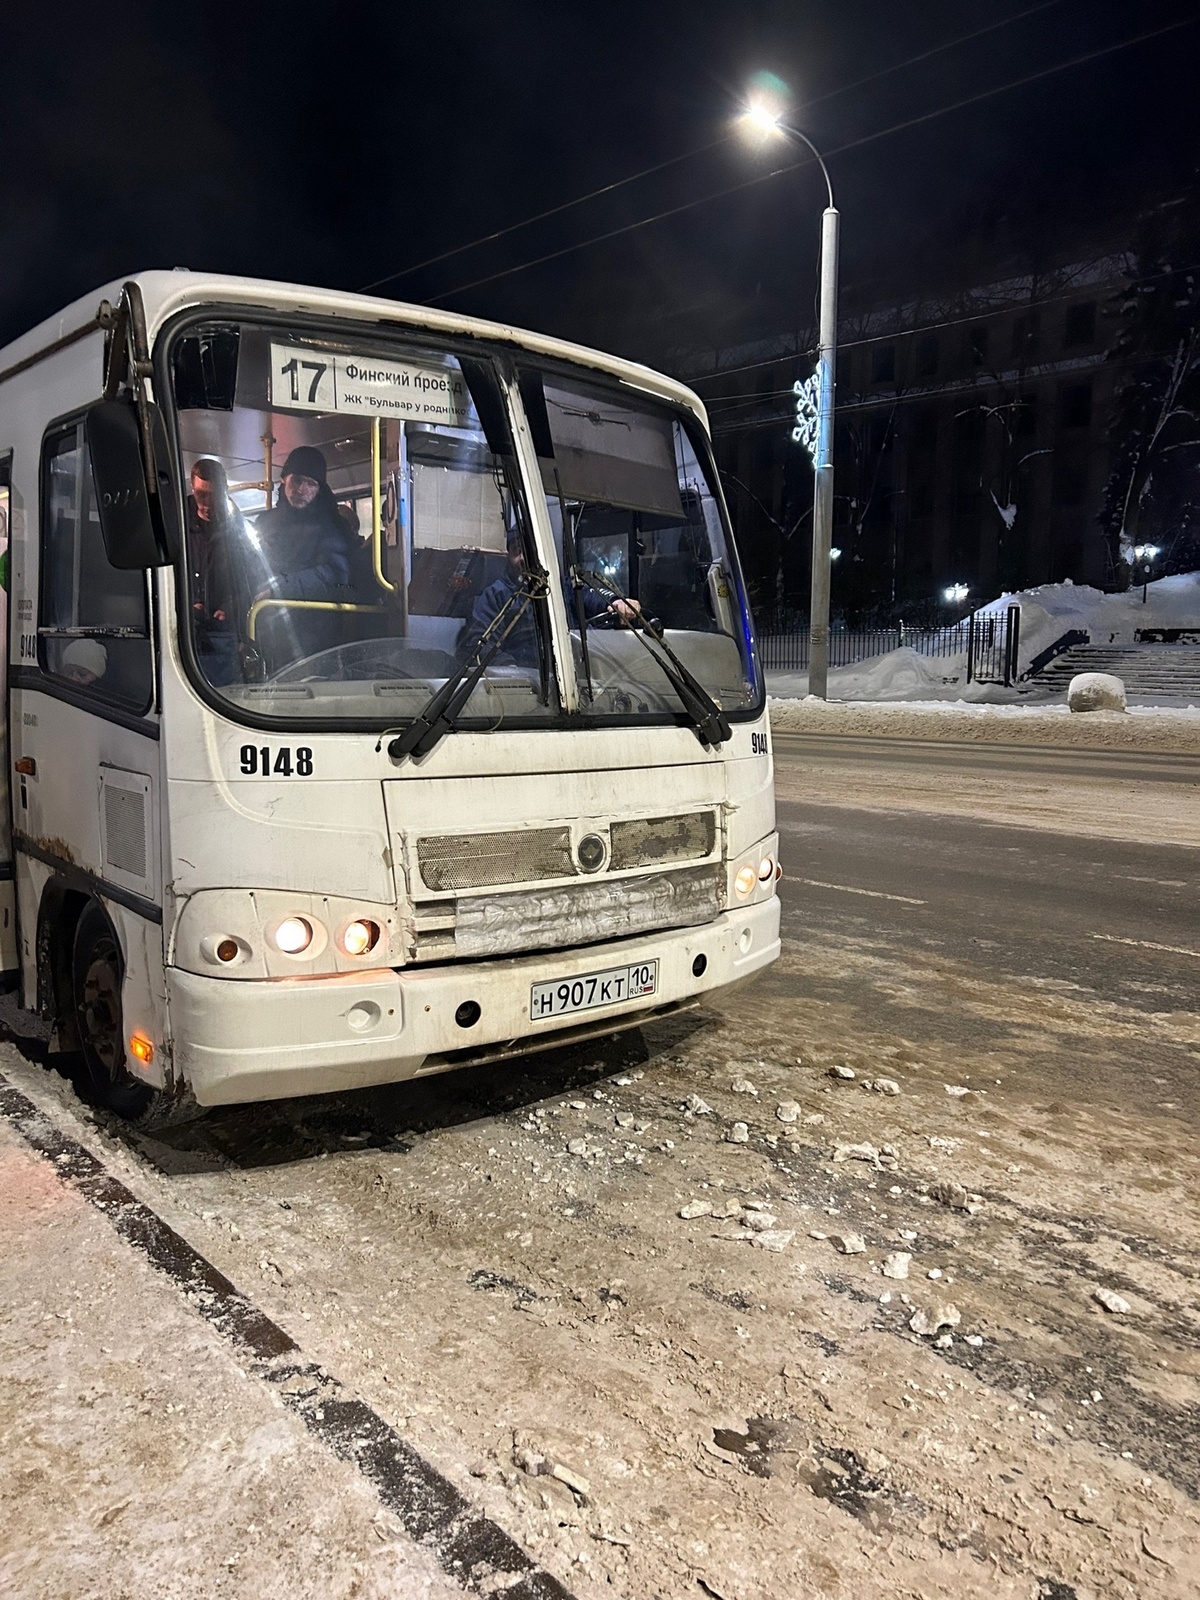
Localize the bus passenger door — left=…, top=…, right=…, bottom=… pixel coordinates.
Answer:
left=11, top=417, right=161, bottom=1002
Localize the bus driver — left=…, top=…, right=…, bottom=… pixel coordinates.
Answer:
left=459, top=528, right=639, bottom=668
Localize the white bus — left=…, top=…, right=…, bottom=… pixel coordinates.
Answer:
left=0, top=272, right=779, bottom=1120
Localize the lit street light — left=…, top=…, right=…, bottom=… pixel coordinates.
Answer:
left=1132, top=543, right=1159, bottom=602
left=739, top=87, right=839, bottom=699
left=943, top=583, right=969, bottom=603
left=740, top=100, right=784, bottom=139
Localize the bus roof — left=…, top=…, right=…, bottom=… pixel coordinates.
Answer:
left=0, top=269, right=710, bottom=432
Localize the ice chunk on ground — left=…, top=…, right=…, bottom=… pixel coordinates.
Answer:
left=1093, top=1287, right=1132, bottom=1314
left=910, top=1302, right=961, bottom=1336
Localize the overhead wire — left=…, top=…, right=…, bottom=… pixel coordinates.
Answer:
left=359, top=136, right=729, bottom=292
left=424, top=14, right=1199, bottom=305
left=798, top=0, right=1065, bottom=113
left=359, top=0, right=1066, bottom=296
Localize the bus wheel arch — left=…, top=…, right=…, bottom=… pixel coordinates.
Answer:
left=70, top=899, right=154, bottom=1119
left=36, top=880, right=88, bottom=1054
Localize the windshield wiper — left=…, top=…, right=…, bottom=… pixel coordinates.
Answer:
left=581, top=569, right=732, bottom=748
left=387, top=571, right=548, bottom=763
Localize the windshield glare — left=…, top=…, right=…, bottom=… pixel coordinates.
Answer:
left=171, top=321, right=758, bottom=728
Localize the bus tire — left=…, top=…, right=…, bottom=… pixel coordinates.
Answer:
left=71, top=902, right=154, bottom=1121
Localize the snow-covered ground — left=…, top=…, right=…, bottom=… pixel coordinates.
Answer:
left=766, top=572, right=1200, bottom=716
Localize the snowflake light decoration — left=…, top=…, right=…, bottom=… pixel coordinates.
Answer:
left=791, top=371, right=821, bottom=464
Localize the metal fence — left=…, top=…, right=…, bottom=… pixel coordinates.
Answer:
left=755, top=622, right=971, bottom=673
left=754, top=605, right=1021, bottom=685
left=966, top=604, right=1021, bottom=685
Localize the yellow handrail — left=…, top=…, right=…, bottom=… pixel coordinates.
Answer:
left=371, top=417, right=395, bottom=593
left=247, top=598, right=388, bottom=643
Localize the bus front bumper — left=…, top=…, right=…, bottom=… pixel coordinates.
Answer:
left=167, top=895, right=780, bottom=1106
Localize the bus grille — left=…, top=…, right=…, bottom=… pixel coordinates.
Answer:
left=417, top=826, right=576, bottom=892
left=609, top=811, right=716, bottom=870
left=454, top=864, right=723, bottom=959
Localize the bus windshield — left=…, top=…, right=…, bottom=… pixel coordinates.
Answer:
left=170, top=319, right=758, bottom=729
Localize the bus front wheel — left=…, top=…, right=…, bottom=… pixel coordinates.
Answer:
left=71, top=903, right=154, bottom=1121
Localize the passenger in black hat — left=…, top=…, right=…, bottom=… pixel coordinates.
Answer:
left=252, top=446, right=364, bottom=604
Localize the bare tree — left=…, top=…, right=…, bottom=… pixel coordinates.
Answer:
left=1103, top=185, right=1200, bottom=578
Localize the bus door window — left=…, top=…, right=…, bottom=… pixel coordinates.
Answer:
left=38, top=422, right=153, bottom=711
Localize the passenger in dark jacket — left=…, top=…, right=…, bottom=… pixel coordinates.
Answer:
left=252, top=445, right=363, bottom=604
left=187, top=457, right=254, bottom=685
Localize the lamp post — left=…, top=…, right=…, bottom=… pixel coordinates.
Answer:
left=1132, top=543, right=1158, bottom=603
left=740, top=101, right=839, bottom=698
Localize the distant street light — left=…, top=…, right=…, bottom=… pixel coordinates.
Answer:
left=943, top=583, right=969, bottom=603
left=739, top=88, right=839, bottom=699
left=1132, top=543, right=1159, bottom=602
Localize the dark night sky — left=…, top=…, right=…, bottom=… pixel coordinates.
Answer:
left=2, top=1, right=1197, bottom=366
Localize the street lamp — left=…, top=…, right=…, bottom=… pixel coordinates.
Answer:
left=943, top=583, right=969, bottom=604
left=1132, top=543, right=1158, bottom=602
left=739, top=94, right=839, bottom=698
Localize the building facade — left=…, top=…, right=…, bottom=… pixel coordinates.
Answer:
left=675, top=256, right=1125, bottom=623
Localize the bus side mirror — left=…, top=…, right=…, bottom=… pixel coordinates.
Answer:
left=85, top=398, right=181, bottom=569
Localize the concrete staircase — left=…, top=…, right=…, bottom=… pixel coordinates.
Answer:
left=1028, top=644, right=1200, bottom=699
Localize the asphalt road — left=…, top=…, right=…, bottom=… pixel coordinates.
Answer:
left=769, top=732, right=1199, bottom=1121
left=2, top=729, right=1199, bottom=1598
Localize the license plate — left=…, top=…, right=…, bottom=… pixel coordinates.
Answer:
left=530, top=960, right=658, bottom=1021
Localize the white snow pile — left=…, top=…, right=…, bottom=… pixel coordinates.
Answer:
left=767, top=646, right=969, bottom=705
left=1067, top=672, right=1127, bottom=713
left=980, top=570, right=1200, bottom=664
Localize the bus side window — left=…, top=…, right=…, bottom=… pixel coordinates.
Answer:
left=39, top=420, right=153, bottom=711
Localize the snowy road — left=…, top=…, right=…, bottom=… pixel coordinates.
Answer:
left=773, top=732, right=1200, bottom=1124
left=2, top=733, right=1198, bottom=1598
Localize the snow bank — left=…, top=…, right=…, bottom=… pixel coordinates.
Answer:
left=768, top=646, right=1025, bottom=706
left=982, top=571, right=1200, bottom=662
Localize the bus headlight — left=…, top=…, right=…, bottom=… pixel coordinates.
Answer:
left=272, top=916, right=316, bottom=955
left=734, top=864, right=758, bottom=899
left=340, top=918, right=381, bottom=958
left=757, top=855, right=775, bottom=882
